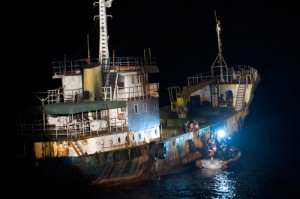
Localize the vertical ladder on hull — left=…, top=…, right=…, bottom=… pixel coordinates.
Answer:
left=235, top=83, right=246, bottom=111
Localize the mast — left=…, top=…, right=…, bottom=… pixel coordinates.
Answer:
left=94, top=0, right=112, bottom=64
left=216, top=12, right=222, bottom=63
left=87, top=34, right=91, bottom=60
left=211, top=10, right=228, bottom=83
left=84, top=0, right=112, bottom=101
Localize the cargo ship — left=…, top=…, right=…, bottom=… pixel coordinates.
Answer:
left=14, top=0, right=260, bottom=187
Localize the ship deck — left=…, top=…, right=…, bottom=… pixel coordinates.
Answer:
left=17, top=105, right=237, bottom=143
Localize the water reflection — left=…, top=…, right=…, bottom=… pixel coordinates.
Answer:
left=193, top=168, right=237, bottom=199
left=146, top=167, right=238, bottom=199
left=213, top=171, right=237, bottom=198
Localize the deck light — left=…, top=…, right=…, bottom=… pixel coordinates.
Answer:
left=217, top=129, right=226, bottom=138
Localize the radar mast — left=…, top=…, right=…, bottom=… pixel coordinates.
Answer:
left=211, top=10, right=228, bottom=83
left=93, top=0, right=113, bottom=64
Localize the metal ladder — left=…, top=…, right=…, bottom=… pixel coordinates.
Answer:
left=235, top=81, right=246, bottom=111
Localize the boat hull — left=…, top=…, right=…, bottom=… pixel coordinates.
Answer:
left=14, top=105, right=250, bottom=187
left=16, top=134, right=202, bottom=187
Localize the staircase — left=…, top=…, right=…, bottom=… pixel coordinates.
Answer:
left=235, top=83, right=246, bottom=111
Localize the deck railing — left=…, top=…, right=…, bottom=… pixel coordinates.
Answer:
left=16, top=117, right=128, bottom=140
left=187, top=65, right=258, bottom=86
left=43, top=83, right=159, bottom=104
left=51, top=57, right=157, bottom=76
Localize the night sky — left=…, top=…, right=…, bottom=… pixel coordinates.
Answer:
left=13, top=1, right=298, bottom=107
left=9, top=1, right=298, bottom=124
left=6, top=0, right=297, bottom=129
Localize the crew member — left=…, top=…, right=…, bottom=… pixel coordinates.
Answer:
left=207, top=135, right=217, bottom=163
left=222, top=145, right=241, bottom=169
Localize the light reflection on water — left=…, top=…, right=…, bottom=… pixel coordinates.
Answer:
left=188, top=167, right=239, bottom=199
left=213, top=170, right=237, bottom=199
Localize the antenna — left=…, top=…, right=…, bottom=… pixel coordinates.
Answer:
left=211, top=10, right=228, bottom=83
left=214, top=10, right=222, bottom=62
left=87, top=34, right=90, bottom=60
